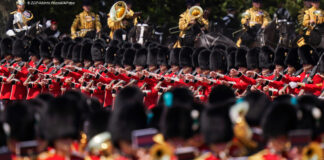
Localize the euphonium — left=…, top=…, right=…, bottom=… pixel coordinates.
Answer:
left=109, top=1, right=128, bottom=22
left=149, top=134, right=173, bottom=160
left=302, top=142, right=323, bottom=160
left=189, top=6, right=203, bottom=20
left=87, top=132, right=113, bottom=157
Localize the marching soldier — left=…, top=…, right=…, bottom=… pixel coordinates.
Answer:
left=237, top=0, right=271, bottom=47
left=107, top=0, right=140, bottom=39
left=298, top=0, right=324, bottom=46
left=71, top=0, right=102, bottom=39
left=173, top=0, right=209, bottom=48
left=6, top=0, right=34, bottom=37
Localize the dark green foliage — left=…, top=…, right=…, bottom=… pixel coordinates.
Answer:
left=2, top=0, right=324, bottom=35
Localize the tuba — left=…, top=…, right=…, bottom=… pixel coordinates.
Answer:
left=189, top=6, right=203, bottom=20
left=109, top=1, right=128, bottom=22
left=149, top=134, right=173, bottom=160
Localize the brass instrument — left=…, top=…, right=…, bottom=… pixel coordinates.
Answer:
left=109, top=1, right=128, bottom=22
left=230, top=101, right=257, bottom=155
left=302, top=142, right=323, bottom=160
left=87, top=132, right=113, bottom=157
left=149, top=134, right=173, bottom=160
left=189, top=6, right=203, bottom=20
left=169, top=26, right=180, bottom=34
left=168, top=6, right=203, bottom=35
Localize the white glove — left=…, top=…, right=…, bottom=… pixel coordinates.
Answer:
left=289, top=82, right=298, bottom=89
left=6, top=30, right=16, bottom=36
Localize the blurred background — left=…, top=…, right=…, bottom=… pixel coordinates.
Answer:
left=0, top=0, right=314, bottom=36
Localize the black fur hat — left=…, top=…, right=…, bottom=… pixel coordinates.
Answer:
left=208, top=85, right=235, bottom=105
left=41, top=96, right=82, bottom=142
left=105, top=46, right=119, bottom=64
left=40, top=40, right=53, bottom=59
left=212, top=44, right=227, bottom=52
left=109, top=40, right=120, bottom=48
left=262, top=102, right=297, bottom=139
left=48, top=37, right=59, bottom=46
left=147, top=47, right=159, bottom=66
left=114, top=48, right=125, bottom=67
left=133, top=48, right=147, bottom=66
left=72, top=44, right=82, bottom=63
left=114, top=86, right=144, bottom=110
left=1, top=37, right=13, bottom=57
left=169, top=48, right=181, bottom=66
left=245, top=91, right=271, bottom=127
left=298, top=45, right=318, bottom=65
left=210, top=49, right=227, bottom=71
left=165, top=87, right=195, bottom=109
left=62, top=36, right=72, bottom=43
left=201, top=103, right=233, bottom=144
left=122, top=48, right=136, bottom=66
left=198, top=49, right=211, bottom=70
left=157, top=46, right=169, bottom=66
left=259, top=46, right=274, bottom=69
left=132, top=43, right=142, bottom=50
left=227, top=47, right=237, bottom=70
left=28, top=38, right=41, bottom=57
left=235, top=47, right=248, bottom=68
left=12, top=39, right=27, bottom=58
left=52, top=42, right=64, bottom=60
left=285, top=48, right=301, bottom=69
left=73, top=37, right=83, bottom=44
left=5, top=102, right=37, bottom=141
left=274, top=47, right=288, bottom=67
left=67, top=42, right=76, bottom=60
left=81, top=38, right=93, bottom=46
left=110, top=102, right=147, bottom=147
left=123, top=42, right=132, bottom=49
left=297, top=95, right=324, bottom=137
left=179, top=47, right=193, bottom=67
left=91, top=42, right=105, bottom=62
left=161, top=106, right=194, bottom=140
left=80, top=42, right=92, bottom=62
left=86, top=110, right=111, bottom=140
left=192, top=47, right=207, bottom=68
left=247, top=47, right=260, bottom=70
left=61, top=41, right=73, bottom=59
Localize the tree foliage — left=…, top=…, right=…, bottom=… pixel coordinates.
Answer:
left=2, top=0, right=324, bottom=35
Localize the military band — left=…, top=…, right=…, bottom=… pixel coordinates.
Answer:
left=3, top=0, right=324, bottom=160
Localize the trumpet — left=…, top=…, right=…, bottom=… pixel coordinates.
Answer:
left=109, top=1, right=128, bottom=22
